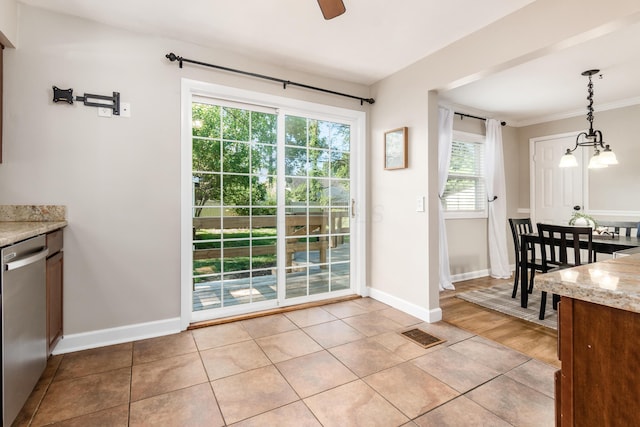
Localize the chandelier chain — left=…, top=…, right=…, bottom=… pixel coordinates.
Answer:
left=560, top=69, right=616, bottom=168
left=586, top=76, right=595, bottom=133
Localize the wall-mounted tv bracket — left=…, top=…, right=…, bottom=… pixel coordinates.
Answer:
left=52, top=86, right=121, bottom=115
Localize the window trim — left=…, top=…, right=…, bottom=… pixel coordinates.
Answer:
left=443, top=131, right=488, bottom=220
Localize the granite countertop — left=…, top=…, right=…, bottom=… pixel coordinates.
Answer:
left=0, top=205, right=68, bottom=247
left=534, top=253, right=640, bottom=314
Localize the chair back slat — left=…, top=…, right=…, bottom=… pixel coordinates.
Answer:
left=509, top=217, right=543, bottom=298
left=536, top=223, right=593, bottom=272
left=509, top=218, right=534, bottom=253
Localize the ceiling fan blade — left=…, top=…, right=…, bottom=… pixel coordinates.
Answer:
left=317, top=0, right=346, bottom=20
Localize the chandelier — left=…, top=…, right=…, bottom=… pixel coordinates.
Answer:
left=559, top=69, right=617, bottom=169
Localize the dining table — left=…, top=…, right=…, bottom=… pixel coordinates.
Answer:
left=519, top=231, right=640, bottom=308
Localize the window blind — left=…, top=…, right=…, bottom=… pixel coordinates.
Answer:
left=443, top=140, right=486, bottom=213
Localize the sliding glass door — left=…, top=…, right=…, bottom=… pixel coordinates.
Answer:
left=184, top=85, right=363, bottom=323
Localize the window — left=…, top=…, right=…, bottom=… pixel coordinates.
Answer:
left=443, top=131, right=487, bottom=219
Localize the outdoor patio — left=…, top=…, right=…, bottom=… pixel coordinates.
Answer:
left=193, top=243, right=350, bottom=311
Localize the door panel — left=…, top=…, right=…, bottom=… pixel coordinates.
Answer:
left=191, top=102, right=278, bottom=313
left=534, top=135, right=584, bottom=224
left=283, top=114, right=351, bottom=301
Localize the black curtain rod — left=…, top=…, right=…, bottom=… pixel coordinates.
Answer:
left=455, top=111, right=506, bottom=126
left=165, top=53, right=375, bottom=106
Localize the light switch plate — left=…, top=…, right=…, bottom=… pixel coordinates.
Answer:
left=416, top=196, right=425, bottom=212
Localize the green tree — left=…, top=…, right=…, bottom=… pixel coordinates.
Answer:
left=192, top=103, right=277, bottom=216
left=285, top=116, right=350, bottom=207
left=192, top=107, right=350, bottom=215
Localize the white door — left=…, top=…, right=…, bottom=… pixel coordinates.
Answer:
left=531, top=133, right=585, bottom=225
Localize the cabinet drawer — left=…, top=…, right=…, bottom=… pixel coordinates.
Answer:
left=46, top=229, right=63, bottom=255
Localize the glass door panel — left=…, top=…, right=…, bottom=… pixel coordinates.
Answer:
left=284, top=115, right=351, bottom=300
left=192, top=102, right=278, bottom=313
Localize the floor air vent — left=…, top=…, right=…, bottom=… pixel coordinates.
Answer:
left=400, top=328, right=446, bottom=349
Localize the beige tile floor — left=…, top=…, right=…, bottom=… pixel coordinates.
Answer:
left=14, top=298, right=556, bottom=426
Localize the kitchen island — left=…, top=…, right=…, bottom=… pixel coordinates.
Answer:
left=535, top=254, right=640, bottom=427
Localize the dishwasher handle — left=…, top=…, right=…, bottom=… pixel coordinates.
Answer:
left=4, top=247, right=49, bottom=271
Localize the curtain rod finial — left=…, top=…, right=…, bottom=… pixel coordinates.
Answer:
left=166, top=52, right=180, bottom=62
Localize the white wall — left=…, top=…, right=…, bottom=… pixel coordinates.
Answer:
left=366, top=68, right=433, bottom=317
left=0, top=0, right=17, bottom=46
left=368, top=0, right=640, bottom=312
left=0, top=5, right=368, bottom=345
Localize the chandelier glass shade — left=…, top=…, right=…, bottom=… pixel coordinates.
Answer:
left=559, top=69, right=618, bottom=169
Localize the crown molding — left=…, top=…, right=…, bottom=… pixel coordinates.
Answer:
left=512, top=96, right=640, bottom=127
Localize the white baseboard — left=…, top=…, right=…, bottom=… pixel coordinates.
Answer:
left=55, top=278, right=485, bottom=354
left=451, top=269, right=490, bottom=283
left=367, top=287, right=442, bottom=323
left=451, top=266, right=516, bottom=284
left=52, top=317, right=182, bottom=355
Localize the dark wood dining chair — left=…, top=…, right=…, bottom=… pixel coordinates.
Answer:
left=597, top=221, right=639, bottom=237
left=508, top=218, right=543, bottom=299
left=593, top=221, right=639, bottom=260
left=536, top=223, right=593, bottom=320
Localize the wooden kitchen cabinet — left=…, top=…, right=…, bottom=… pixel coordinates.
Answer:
left=46, top=229, right=64, bottom=354
left=557, top=296, right=640, bottom=426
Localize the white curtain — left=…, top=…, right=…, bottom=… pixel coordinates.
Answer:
left=438, top=107, right=455, bottom=290
left=485, top=119, right=511, bottom=278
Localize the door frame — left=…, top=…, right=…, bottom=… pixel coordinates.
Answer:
left=179, top=78, right=367, bottom=329
left=529, top=131, right=590, bottom=224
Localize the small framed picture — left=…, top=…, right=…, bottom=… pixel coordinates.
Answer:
left=384, top=127, right=408, bottom=170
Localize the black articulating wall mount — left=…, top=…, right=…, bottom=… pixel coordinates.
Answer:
left=52, top=86, right=120, bottom=115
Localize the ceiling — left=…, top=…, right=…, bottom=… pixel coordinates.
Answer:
left=440, top=19, right=640, bottom=126
left=18, top=0, right=640, bottom=126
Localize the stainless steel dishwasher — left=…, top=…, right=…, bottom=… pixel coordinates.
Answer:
left=1, top=235, right=49, bottom=426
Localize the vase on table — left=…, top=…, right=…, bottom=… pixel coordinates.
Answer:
left=573, top=217, right=595, bottom=229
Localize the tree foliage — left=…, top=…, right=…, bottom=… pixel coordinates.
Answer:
left=191, top=103, right=351, bottom=215
left=285, top=116, right=350, bottom=207
left=192, top=103, right=277, bottom=215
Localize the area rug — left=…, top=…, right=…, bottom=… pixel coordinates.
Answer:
left=456, top=282, right=558, bottom=330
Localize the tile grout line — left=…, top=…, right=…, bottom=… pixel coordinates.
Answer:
left=26, top=354, right=64, bottom=426
left=194, top=333, right=229, bottom=427
left=22, top=292, right=556, bottom=426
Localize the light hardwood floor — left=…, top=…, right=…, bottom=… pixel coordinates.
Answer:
left=440, top=276, right=560, bottom=368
